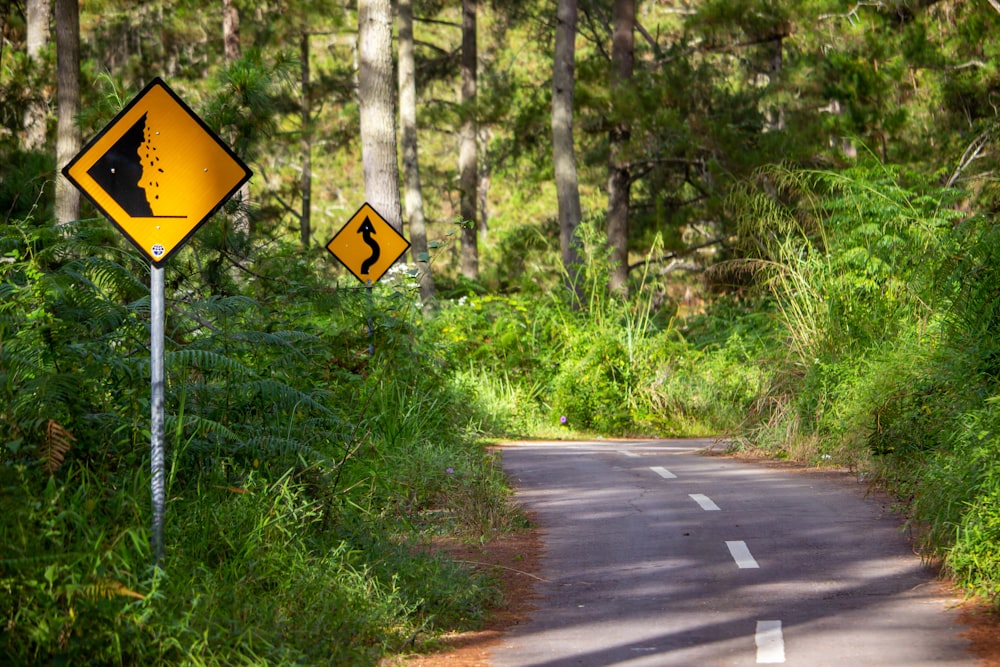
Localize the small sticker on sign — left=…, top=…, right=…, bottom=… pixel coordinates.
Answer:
left=152, top=244, right=165, bottom=257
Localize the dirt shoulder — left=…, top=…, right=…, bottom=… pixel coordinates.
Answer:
left=392, top=522, right=543, bottom=667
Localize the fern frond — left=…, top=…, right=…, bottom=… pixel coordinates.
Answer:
left=62, top=257, right=145, bottom=304
left=228, top=329, right=321, bottom=361
left=163, top=349, right=256, bottom=376
left=196, top=295, right=259, bottom=318
left=163, top=413, right=243, bottom=444
left=0, top=283, right=19, bottom=311
left=14, top=373, right=82, bottom=419
left=0, top=552, right=82, bottom=569
left=41, top=420, right=75, bottom=474
left=238, top=435, right=329, bottom=463
left=243, top=379, right=335, bottom=416
left=85, top=258, right=146, bottom=300
left=82, top=578, right=145, bottom=601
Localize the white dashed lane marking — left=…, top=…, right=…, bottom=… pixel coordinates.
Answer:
left=650, top=466, right=677, bottom=479
left=726, top=540, right=760, bottom=569
left=644, top=457, right=778, bottom=664
left=755, top=620, right=785, bottom=663
left=689, top=493, right=721, bottom=511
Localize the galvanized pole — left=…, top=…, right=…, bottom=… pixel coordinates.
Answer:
left=366, top=282, right=374, bottom=356
left=150, top=263, right=166, bottom=566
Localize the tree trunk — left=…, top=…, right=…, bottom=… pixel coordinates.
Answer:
left=459, top=0, right=479, bottom=280
left=223, top=0, right=241, bottom=62
left=300, top=27, right=313, bottom=248
left=54, top=0, right=80, bottom=225
left=24, top=0, right=51, bottom=152
left=607, top=0, right=634, bottom=295
left=358, top=0, right=403, bottom=231
left=222, top=0, right=251, bottom=241
left=552, top=0, right=583, bottom=298
left=398, top=0, right=435, bottom=302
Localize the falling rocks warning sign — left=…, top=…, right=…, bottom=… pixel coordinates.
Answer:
left=62, top=77, right=251, bottom=266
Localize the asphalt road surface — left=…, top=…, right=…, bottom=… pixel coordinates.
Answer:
left=491, top=439, right=975, bottom=667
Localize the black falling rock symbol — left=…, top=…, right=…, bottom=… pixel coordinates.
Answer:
left=87, top=112, right=154, bottom=217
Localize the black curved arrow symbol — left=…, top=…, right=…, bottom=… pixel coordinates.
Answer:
left=358, top=216, right=381, bottom=275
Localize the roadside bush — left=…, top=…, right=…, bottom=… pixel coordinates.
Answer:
left=719, top=163, right=956, bottom=454
left=716, top=162, right=1000, bottom=603
left=908, top=403, right=1000, bottom=603
left=0, top=215, right=516, bottom=665
left=641, top=328, right=772, bottom=437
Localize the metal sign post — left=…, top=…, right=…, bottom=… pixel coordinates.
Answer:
left=366, top=282, right=375, bottom=356
left=62, top=77, right=251, bottom=568
left=150, top=264, right=166, bottom=565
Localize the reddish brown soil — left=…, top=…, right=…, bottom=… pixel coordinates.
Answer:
left=391, top=523, right=543, bottom=667
left=961, top=604, right=1000, bottom=667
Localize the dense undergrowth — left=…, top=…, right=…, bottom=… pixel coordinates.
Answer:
left=0, top=216, right=521, bottom=665
left=5, top=161, right=1000, bottom=665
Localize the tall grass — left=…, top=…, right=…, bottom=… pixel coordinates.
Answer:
left=712, top=163, right=957, bottom=455
left=716, top=161, right=1000, bottom=604
left=428, top=221, right=768, bottom=439
left=0, top=215, right=521, bottom=664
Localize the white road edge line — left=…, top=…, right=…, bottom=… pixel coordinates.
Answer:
left=650, top=466, right=676, bottom=479
left=689, top=493, right=721, bottom=511
left=726, top=540, right=760, bottom=568
left=755, top=620, right=785, bottom=663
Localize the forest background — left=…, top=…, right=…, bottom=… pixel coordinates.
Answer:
left=4, top=0, right=1000, bottom=664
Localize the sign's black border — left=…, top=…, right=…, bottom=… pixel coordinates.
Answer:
left=325, top=202, right=411, bottom=285
left=61, top=76, right=252, bottom=268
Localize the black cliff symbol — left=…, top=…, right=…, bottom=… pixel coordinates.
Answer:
left=358, top=216, right=381, bottom=275
left=87, top=112, right=155, bottom=217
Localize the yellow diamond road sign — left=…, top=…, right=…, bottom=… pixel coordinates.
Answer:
left=62, top=77, right=252, bottom=266
left=327, top=203, right=410, bottom=284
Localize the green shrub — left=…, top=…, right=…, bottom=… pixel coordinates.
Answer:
left=640, top=328, right=772, bottom=437
left=550, top=330, right=633, bottom=434
left=0, top=215, right=517, bottom=664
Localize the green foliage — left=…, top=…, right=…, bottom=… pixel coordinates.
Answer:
left=715, top=162, right=1000, bottom=604
left=641, top=326, right=773, bottom=438
left=0, top=215, right=519, bottom=664
left=903, top=401, right=1000, bottom=602
left=428, top=226, right=771, bottom=439
left=551, top=327, right=633, bottom=434
left=725, top=162, right=954, bottom=364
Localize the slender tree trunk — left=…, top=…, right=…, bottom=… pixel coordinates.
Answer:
left=300, top=27, right=313, bottom=248
left=358, top=0, right=402, bottom=230
left=459, top=0, right=479, bottom=280
left=552, top=0, right=583, bottom=298
left=607, top=0, right=634, bottom=295
left=222, top=0, right=251, bottom=241
left=24, top=0, right=51, bottom=152
left=398, top=0, right=435, bottom=302
left=223, top=0, right=241, bottom=62
left=54, top=0, right=80, bottom=225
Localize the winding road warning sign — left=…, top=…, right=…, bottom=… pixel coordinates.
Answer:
left=62, top=77, right=252, bottom=266
left=326, top=203, right=410, bottom=284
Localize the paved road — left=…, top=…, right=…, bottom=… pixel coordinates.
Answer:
left=491, top=439, right=975, bottom=667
